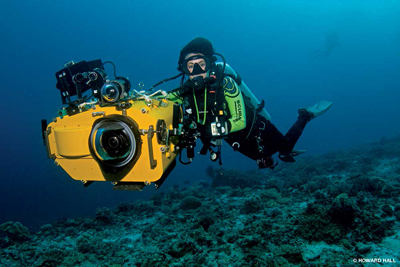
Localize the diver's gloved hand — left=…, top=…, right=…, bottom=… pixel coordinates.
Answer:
left=257, top=157, right=277, bottom=169
left=299, top=100, right=333, bottom=121
left=278, top=149, right=307, bottom=163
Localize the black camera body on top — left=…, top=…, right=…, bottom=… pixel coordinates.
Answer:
left=56, top=59, right=105, bottom=104
left=55, top=59, right=131, bottom=107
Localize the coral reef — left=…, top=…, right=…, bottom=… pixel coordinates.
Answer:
left=0, top=221, right=30, bottom=246
left=1, top=135, right=400, bottom=266
left=180, top=196, right=202, bottom=210
left=207, top=167, right=262, bottom=188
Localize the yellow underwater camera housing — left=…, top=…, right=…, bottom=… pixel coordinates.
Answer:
left=42, top=59, right=197, bottom=190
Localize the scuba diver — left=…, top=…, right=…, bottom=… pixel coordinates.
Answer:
left=311, top=32, right=339, bottom=59
left=166, top=37, right=332, bottom=169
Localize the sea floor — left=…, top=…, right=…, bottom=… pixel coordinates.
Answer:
left=1, top=135, right=400, bottom=266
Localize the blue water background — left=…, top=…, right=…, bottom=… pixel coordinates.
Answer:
left=0, top=0, right=399, bottom=230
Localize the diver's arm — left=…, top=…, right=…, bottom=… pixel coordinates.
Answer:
left=167, top=87, right=186, bottom=104
left=222, top=77, right=246, bottom=133
left=168, top=91, right=183, bottom=104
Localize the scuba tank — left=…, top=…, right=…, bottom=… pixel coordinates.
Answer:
left=217, top=63, right=271, bottom=121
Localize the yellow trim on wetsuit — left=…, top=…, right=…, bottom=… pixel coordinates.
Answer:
left=168, top=77, right=246, bottom=133
left=222, top=77, right=246, bottom=133
left=193, top=88, right=207, bottom=125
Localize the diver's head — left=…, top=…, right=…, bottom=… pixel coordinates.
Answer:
left=178, top=37, right=215, bottom=80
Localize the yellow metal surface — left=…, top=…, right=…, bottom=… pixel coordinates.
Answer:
left=46, top=99, right=179, bottom=184
left=54, top=127, right=92, bottom=157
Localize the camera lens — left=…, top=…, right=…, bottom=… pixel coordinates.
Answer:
left=90, top=119, right=138, bottom=168
left=101, top=83, right=120, bottom=102
left=102, top=130, right=130, bottom=158
left=74, top=73, right=87, bottom=83
left=108, top=136, right=119, bottom=148
left=88, top=72, right=98, bottom=81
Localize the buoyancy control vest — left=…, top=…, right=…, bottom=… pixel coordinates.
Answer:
left=175, top=64, right=265, bottom=139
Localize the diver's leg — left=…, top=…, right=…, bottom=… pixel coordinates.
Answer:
left=226, top=101, right=332, bottom=166
left=255, top=118, right=285, bottom=157
left=225, top=116, right=285, bottom=168
left=225, top=133, right=259, bottom=161
left=254, top=118, right=287, bottom=168
left=279, top=100, right=333, bottom=162
left=278, top=110, right=312, bottom=162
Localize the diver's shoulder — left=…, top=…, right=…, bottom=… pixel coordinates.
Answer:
left=221, top=76, right=238, bottom=90
left=221, top=77, right=240, bottom=98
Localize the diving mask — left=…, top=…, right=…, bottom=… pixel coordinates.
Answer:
left=182, top=55, right=212, bottom=75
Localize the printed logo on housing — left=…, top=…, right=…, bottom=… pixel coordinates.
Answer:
left=353, top=258, right=397, bottom=263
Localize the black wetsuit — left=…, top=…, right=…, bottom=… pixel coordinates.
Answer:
left=170, top=73, right=312, bottom=168
left=225, top=108, right=312, bottom=167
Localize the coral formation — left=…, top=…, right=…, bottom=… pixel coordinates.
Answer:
left=1, top=135, right=400, bottom=266
left=207, top=167, right=262, bottom=188
left=0, top=221, right=30, bottom=244
left=180, top=196, right=202, bottom=210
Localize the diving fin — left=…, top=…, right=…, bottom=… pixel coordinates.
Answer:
left=290, top=149, right=306, bottom=157
left=278, top=149, right=307, bottom=163
left=305, top=100, right=332, bottom=120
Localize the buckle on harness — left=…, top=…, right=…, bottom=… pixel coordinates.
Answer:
left=259, top=121, right=266, bottom=130
left=232, top=142, right=240, bottom=151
